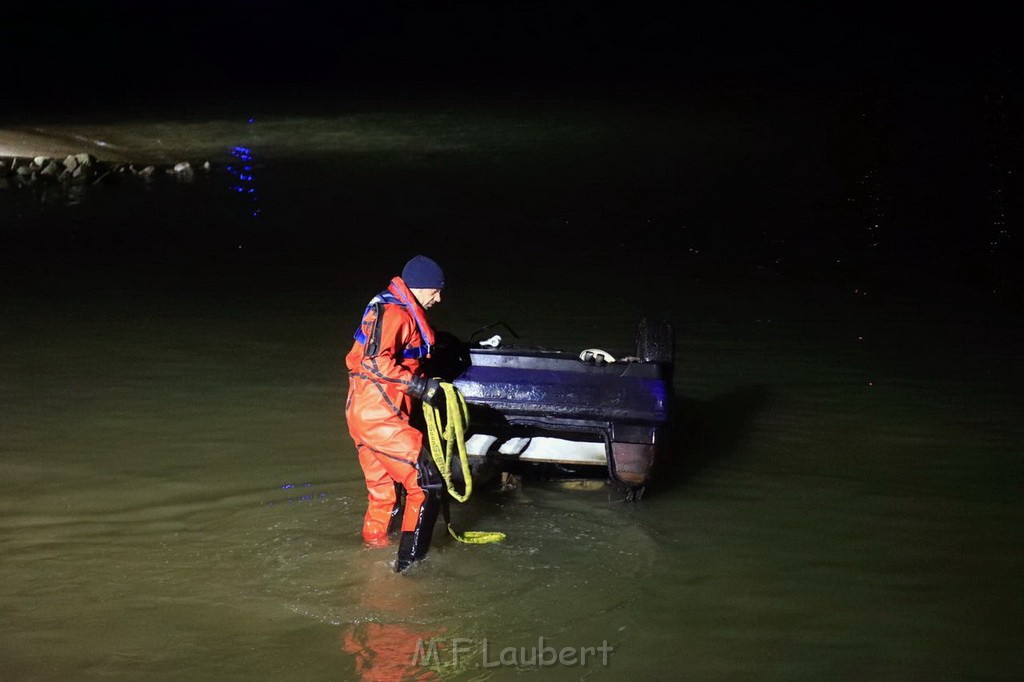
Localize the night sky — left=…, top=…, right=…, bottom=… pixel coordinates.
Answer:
left=3, top=2, right=1016, bottom=117
left=4, top=1, right=1020, bottom=287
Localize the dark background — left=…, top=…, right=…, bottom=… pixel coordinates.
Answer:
left=2, top=2, right=1021, bottom=302
left=3, top=2, right=1016, bottom=114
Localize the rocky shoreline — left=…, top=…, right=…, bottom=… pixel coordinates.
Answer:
left=0, top=153, right=217, bottom=190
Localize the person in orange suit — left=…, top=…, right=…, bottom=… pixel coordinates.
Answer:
left=345, top=255, right=446, bottom=572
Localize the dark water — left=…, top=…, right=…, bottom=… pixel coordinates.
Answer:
left=1, top=88, right=1022, bottom=679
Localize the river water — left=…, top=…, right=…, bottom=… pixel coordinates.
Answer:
left=1, top=89, right=1021, bottom=680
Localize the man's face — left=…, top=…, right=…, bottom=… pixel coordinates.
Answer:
left=412, top=287, right=442, bottom=309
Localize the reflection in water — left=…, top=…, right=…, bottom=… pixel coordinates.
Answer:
left=270, top=482, right=329, bottom=505
left=342, top=622, right=445, bottom=682
left=227, top=145, right=260, bottom=214
left=225, top=141, right=260, bottom=254
left=338, top=558, right=448, bottom=681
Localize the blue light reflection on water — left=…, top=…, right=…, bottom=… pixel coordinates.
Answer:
left=271, top=482, right=329, bottom=505
left=226, top=143, right=261, bottom=220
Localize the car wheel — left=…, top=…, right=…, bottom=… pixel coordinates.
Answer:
left=635, top=317, right=674, bottom=364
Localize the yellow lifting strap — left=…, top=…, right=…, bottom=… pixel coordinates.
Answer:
left=423, top=381, right=506, bottom=544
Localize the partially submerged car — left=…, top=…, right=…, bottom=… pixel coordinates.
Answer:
left=425, top=318, right=675, bottom=500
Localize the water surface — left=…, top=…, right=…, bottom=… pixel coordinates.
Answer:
left=1, top=93, right=1021, bottom=680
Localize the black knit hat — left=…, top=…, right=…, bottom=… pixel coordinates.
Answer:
left=401, top=255, right=445, bottom=289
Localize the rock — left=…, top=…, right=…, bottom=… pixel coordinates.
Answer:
left=172, top=161, right=194, bottom=181
left=0, top=152, right=222, bottom=193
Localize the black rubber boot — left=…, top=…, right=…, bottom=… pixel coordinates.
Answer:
left=413, top=490, right=441, bottom=559
left=395, top=531, right=418, bottom=573
left=394, top=453, right=444, bottom=573
left=394, top=491, right=441, bottom=572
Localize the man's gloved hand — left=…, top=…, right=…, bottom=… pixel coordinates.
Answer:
left=421, top=378, right=444, bottom=407
left=409, top=375, right=444, bottom=406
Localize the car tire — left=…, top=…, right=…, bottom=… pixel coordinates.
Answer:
left=635, top=317, right=674, bottom=364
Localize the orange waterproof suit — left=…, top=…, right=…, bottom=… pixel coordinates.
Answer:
left=345, top=276, right=438, bottom=546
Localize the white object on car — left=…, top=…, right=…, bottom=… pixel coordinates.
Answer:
left=579, top=348, right=616, bottom=364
